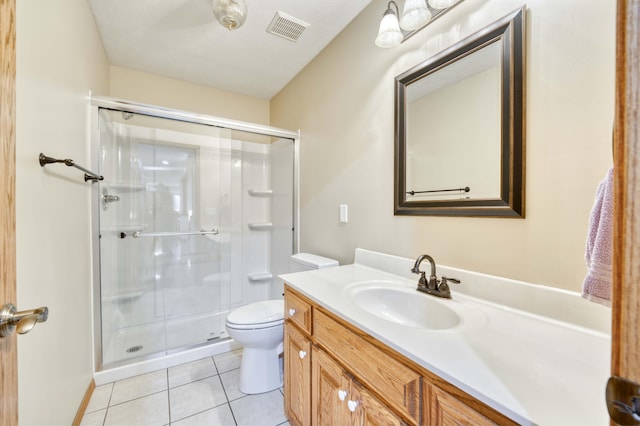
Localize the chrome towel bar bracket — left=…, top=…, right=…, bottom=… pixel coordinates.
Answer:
left=39, top=153, right=104, bottom=182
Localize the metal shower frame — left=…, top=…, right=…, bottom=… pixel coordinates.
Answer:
left=88, top=95, right=300, bottom=374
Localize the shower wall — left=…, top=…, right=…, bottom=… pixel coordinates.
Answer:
left=95, top=108, right=295, bottom=369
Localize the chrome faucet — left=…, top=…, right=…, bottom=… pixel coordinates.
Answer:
left=411, top=254, right=460, bottom=299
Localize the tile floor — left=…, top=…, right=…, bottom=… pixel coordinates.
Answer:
left=80, top=349, right=290, bottom=426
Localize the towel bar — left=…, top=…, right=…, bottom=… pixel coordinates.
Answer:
left=39, top=153, right=103, bottom=182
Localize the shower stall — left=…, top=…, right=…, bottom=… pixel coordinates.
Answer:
left=90, top=97, right=298, bottom=376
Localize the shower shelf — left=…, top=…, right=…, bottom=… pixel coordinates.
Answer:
left=247, top=273, right=273, bottom=282
left=247, top=222, right=273, bottom=230
left=247, top=189, right=273, bottom=197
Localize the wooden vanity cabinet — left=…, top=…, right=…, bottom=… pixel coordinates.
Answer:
left=285, top=289, right=313, bottom=334
left=312, top=348, right=405, bottom=426
left=351, top=379, right=407, bottom=425
left=424, top=383, right=497, bottom=426
left=312, top=347, right=350, bottom=425
left=313, top=309, right=421, bottom=424
left=284, top=323, right=312, bottom=426
left=283, top=285, right=514, bottom=426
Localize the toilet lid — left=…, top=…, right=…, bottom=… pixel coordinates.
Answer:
left=226, top=300, right=284, bottom=327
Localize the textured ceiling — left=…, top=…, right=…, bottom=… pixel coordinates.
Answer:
left=88, top=0, right=372, bottom=100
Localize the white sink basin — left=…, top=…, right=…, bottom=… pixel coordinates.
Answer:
left=345, top=282, right=461, bottom=330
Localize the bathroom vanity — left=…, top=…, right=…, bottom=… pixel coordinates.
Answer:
left=280, top=249, right=611, bottom=425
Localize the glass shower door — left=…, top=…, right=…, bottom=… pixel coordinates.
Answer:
left=97, top=109, right=233, bottom=367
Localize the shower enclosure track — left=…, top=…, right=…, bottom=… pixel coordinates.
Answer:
left=91, top=96, right=299, bottom=138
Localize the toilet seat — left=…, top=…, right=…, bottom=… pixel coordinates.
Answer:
left=225, top=300, right=284, bottom=330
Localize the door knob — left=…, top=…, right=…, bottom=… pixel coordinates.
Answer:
left=0, top=303, right=49, bottom=337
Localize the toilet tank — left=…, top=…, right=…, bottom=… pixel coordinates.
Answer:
left=289, top=253, right=339, bottom=272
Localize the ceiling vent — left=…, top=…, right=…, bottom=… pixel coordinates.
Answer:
left=266, top=11, right=309, bottom=42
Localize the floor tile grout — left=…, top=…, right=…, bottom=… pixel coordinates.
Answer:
left=83, top=349, right=288, bottom=426
left=165, top=369, right=172, bottom=426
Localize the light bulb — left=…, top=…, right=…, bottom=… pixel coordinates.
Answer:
left=375, top=7, right=403, bottom=48
left=400, top=0, right=432, bottom=31
left=427, top=0, right=457, bottom=9
left=212, top=0, right=248, bottom=30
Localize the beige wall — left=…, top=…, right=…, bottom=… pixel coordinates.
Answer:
left=408, top=67, right=501, bottom=200
left=14, top=5, right=271, bottom=423
left=15, top=0, right=109, bottom=424
left=271, top=0, right=615, bottom=292
left=11, top=0, right=613, bottom=422
left=109, top=65, right=270, bottom=125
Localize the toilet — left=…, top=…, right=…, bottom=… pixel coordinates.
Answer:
left=225, top=253, right=338, bottom=394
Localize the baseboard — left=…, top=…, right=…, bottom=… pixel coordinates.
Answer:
left=72, top=379, right=95, bottom=426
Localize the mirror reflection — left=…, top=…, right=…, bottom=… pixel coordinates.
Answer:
left=405, top=41, right=501, bottom=201
left=394, top=8, right=525, bottom=217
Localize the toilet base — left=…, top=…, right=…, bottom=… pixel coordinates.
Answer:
left=238, top=346, right=283, bottom=394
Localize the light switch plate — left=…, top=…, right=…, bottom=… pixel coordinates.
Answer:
left=340, top=204, right=348, bottom=223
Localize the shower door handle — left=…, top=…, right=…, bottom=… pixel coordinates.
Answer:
left=0, top=303, right=49, bottom=337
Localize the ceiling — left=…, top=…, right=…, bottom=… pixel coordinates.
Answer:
left=87, top=0, right=372, bottom=100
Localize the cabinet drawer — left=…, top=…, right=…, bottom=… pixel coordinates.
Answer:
left=285, top=286, right=313, bottom=334
left=314, top=309, right=421, bottom=425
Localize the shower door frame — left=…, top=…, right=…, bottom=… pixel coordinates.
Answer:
left=89, top=95, right=300, bottom=372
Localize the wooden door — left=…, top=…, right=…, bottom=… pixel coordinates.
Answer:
left=611, top=0, right=640, bottom=417
left=0, top=0, right=18, bottom=424
left=425, top=383, right=495, bottom=426
left=312, top=348, right=350, bottom=426
left=284, top=324, right=312, bottom=426
left=350, top=381, right=405, bottom=426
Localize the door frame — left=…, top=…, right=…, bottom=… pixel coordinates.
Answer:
left=0, top=0, right=18, bottom=424
left=611, top=0, right=640, bottom=389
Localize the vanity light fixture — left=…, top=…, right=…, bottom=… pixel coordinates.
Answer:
left=375, top=2, right=404, bottom=48
left=400, top=0, right=432, bottom=31
left=428, top=0, right=458, bottom=9
left=212, top=0, right=248, bottom=31
left=375, top=0, right=464, bottom=48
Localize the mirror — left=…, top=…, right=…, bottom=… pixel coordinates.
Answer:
left=394, top=8, right=525, bottom=217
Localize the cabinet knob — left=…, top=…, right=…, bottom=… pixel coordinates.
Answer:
left=337, top=389, right=348, bottom=401
left=347, top=400, right=359, bottom=413
left=288, top=308, right=296, bottom=316
left=299, top=350, right=307, bottom=359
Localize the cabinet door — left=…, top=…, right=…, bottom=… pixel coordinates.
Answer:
left=284, top=323, right=312, bottom=426
left=314, top=309, right=421, bottom=423
left=426, top=383, right=496, bottom=426
left=350, top=381, right=407, bottom=426
left=312, top=348, right=350, bottom=426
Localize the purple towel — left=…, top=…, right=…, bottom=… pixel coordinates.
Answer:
left=582, top=167, right=613, bottom=306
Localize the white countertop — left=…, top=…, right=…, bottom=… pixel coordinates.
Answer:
left=280, top=249, right=611, bottom=426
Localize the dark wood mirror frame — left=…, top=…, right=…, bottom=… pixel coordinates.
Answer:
left=394, top=7, right=525, bottom=217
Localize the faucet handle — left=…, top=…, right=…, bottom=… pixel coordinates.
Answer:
left=437, top=276, right=460, bottom=297
left=418, top=272, right=428, bottom=288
